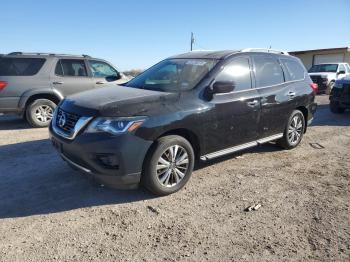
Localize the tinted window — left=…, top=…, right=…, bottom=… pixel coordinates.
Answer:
left=254, top=56, right=284, bottom=87
left=281, top=59, right=305, bottom=81
left=126, top=59, right=217, bottom=92
left=0, top=58, right=45, bottom=76
left=215, top=57, right=252, bottom=91
left=308, top=64, right=338, bottom=73
left=89, top=60, right=118, bottom=78
left=56, top=59, right=87, bottom=77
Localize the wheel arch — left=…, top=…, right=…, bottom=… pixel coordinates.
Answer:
left=296, top=106, right=308, bottom=133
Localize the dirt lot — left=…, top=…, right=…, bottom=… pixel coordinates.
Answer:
left=0, top=95, right=349, bottom=262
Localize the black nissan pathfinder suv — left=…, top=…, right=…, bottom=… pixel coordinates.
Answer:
left=50, top=49, right=318, bottom=195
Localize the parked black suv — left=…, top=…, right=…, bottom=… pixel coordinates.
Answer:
left=329, top=77, right=350, bottom=113
left=50, top=49, right=317, bottom=195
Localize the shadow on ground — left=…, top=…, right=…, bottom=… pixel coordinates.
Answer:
left=0, top=139, right=154, bottom=219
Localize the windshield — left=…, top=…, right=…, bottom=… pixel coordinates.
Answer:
left=308, top=64, right=338, bottom=73
left=125, top=58, right=217, bottom=92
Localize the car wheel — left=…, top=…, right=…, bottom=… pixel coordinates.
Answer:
left=142, top=135, right=195, bottom=196
left=325, top=81, right=334, bottom=95
left=330, top=101, right=345, bottom=114
left=278, top=110, right=305, bottom=150
left=26, top=99, right=56, bottom=128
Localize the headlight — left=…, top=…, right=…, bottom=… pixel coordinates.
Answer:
left=85, top=117, right=146, bottom=135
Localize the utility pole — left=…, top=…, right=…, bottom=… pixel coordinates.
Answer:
left=190, top=32, right=195, bottom=51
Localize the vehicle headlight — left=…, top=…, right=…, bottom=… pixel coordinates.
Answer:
left=85, top=117, right=146, bottom=135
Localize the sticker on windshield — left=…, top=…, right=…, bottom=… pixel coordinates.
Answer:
left=185, top=60, right=207, bottom=66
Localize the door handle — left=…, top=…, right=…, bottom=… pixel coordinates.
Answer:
left=288, top=91, right=296, bottom=97
left=247, top=100, right=259, bottom=106
left=96, top=81, right=107, bottom=85
left=53, top=81, right=63, bottom=85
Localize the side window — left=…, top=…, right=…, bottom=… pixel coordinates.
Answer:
left=281, top=59, right=305, bottom=81
left=55, top=59, right=87, bottom=77
left=254, top=56, right=284, bottom=87
left=215, top=57, right=252, bottom=92
left=338, top=64, right=346, bottom=73
left=345, top=64, right=350, bottom=73
left=88, top=60, right=119, bottom=78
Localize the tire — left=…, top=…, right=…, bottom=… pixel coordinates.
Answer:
left=25, top=99, right=57, bottom=128
left=142, top=135, right=195, bottom=196
left=330, top=101, right=345, bottom=114
left=325, top=81, right=334, bottom=95
left=278, top=110, right=305, bottom=150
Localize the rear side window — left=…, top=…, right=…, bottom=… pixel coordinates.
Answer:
left=254, top=56, right=284, bottom=87
left=281, top=59, right=305, bottom=81
left=55, top=59, right=88, bottom=77
left=215, top=57, right=252, bottom=91
left=0, top=58, right=45, bottom=76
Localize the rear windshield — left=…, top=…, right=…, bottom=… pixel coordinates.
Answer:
left=308, top=64, right=338, bottom=73
left=0, top=58, right=46, bottom=76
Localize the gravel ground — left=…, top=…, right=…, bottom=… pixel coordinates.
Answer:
left=0, top=95, right=349, bottom=262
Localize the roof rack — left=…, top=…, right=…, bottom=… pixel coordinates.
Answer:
left=7, top=52, right=91, bottom=58
left=241, top=48, right=289, bottom=55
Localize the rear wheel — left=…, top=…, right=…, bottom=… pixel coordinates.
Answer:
left=26, top=99, right=56, bottom=128
left=330, top=101, right=345, bottom=114
left=142, top=135, right=195, bottom=196
left=278, top=110, right=305, bottom=149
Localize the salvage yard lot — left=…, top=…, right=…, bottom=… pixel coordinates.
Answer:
left=0, top=95, right=349, bottom=261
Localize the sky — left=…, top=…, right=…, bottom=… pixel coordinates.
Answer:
left=1, top=0, right=349, bottom=71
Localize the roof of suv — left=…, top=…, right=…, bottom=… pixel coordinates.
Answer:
left=2, top=52, right=95, bottom=60
left=170, top=49, right=292, bottom=60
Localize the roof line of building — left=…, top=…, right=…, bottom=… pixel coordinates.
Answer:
left=290, top=46, right=349, bottom=54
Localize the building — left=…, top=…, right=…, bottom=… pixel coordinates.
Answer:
left=289, top=47, right=350, bottom=70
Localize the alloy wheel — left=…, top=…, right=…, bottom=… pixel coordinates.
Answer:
left=288, top=114, right=303, bottom=145
left=156, top=145, right=189, bottom=187
left=35, top=105, right=53, bottom=123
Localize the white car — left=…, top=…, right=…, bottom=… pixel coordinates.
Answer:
left=308, top=63, right=350, bottom=94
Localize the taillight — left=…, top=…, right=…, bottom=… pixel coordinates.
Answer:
left=0, top=81, right=7, bottom=91
left=310, top=83, right=318, bottom=94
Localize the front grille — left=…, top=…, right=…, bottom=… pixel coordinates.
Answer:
left=56, top=108, right=80, bottom=134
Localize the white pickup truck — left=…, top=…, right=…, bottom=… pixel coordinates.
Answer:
left=308, top=63, right=350, bottom=94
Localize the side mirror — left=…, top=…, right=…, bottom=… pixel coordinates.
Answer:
left=212, top=80, right=235, bottom=94
left=337, top=70, right=346, bottom=75
left=105, top=73, right=121, bottom=82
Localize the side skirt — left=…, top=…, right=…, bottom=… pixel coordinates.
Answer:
left=200, top=133, right=283, bottom=161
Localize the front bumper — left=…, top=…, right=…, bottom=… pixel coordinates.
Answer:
left=49, top=124, right=153, bottom=189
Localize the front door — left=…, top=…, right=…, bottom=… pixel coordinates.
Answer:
left=204, top=56, right=261, bottom=153
left=51, top=59, right=94, bottom=96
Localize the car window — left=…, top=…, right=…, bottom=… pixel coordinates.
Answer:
left=338, top=64, right=346, bottom=73
left=308, top=64, right=338, bottom=73
left=88, top=60, right=119, bottom=78
left=0, top=58, right=45, bottom=76
left=215, top=57, right=252, bottom=91
left=55, top=59, right=87, bottom=77
left=126, top=58, right=217, bottom=92
left=281, top=59, right=305, bottom=81
left=254, top=56, right=284, bottom=87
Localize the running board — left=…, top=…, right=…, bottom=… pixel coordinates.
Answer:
left=200, top=133, right=283, bottom=161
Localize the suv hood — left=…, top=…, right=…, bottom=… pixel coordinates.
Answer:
left=60, top=85, right=179, bottom=117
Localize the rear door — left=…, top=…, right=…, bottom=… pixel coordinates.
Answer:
left=51, top=59, right=94, bottom=96
left=205, top=55, right=261, bottom=152
left=87, top=60, right=123, bottom=87
left=252, top=54, right=296, bottom=138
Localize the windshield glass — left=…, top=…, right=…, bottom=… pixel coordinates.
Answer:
left=308, top=64, right=338, bottom=73
left=125, top=58, right=217, bottom=92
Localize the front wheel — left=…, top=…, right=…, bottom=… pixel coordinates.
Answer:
left=142, top=135, right=195, bottom=196
left=25, top=99, right=56, bottom=128
left=278, top=110, right=305, bottom=149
